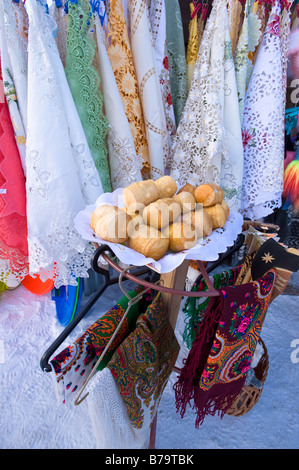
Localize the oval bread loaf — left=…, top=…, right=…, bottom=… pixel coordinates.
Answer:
left=194, top=183, right=223, bottom=207
left=154, top=175, right=177, bottom=199
left=142, top=198, right=182, bottom=229
left=90, top=205, right=132, bottom=243
left=122, top=180, right=159, bottom=213
left=203, top=203, right=227, bottom=229
left=163, top=222, right=198, bottom=251
left=128, top=224, right=169, bottom=260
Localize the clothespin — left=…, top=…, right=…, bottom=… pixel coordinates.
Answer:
left=54, top=0, right=63, bottom=7
left=191, top=0, right=202, bottom=18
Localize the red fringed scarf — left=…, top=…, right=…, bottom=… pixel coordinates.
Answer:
left=174, top=269, right=276, bottom=427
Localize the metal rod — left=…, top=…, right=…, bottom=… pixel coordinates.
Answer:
left=101, top=253, right=220, bottom=298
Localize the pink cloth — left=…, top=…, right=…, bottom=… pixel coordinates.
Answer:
left=0, top=64, right=29, bottom=277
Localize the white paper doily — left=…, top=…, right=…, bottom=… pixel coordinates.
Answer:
left=74, top=188, right=244, bottom=273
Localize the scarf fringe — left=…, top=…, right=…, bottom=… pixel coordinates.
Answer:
left=193, top=392, right=240, bottom=428
left=174, top=293, right=224, bottom=419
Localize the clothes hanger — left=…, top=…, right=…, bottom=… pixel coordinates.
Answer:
left=73, top=267, right=163, bottom=406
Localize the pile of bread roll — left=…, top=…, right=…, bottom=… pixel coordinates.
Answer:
left=90, top=176, right=229, bottom=261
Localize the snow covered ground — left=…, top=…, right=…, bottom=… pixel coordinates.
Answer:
left=0, top=270, right=298, bottom=449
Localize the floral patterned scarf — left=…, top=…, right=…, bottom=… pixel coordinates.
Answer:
left=174, top=269, right=276, bottom=427
left=86, top=292, right=179, bottom=449
left=183, top=265, right=242, bottom=349
left=50, top=288, right=149, bottom=404
left=107, top=293, right=179, bottom=437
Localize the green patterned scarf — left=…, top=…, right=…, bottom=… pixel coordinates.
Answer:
left=65, top=0, right=111, bottom=192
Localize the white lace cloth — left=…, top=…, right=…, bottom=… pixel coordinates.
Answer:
left=169, top=0, right=243, bottom=212
left=94, top=20, right=143, bottom=190
left=0, top=0, right=27, bottom=174
left=25, top=0, right=104, bottom=288
left=127, top=0, right=169, bottom=177
left=86, top=367, right=150, bottom=449
left=74, top=187, right=243, bottom=273
left=241, top=0, right=290, bottom=220
left=149, top=0, right=176, bottom=149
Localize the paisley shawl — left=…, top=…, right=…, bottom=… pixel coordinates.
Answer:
left=174, top=269, right=276, bottom=427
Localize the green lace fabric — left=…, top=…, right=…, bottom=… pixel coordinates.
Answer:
left=65, top=0, right=111, bottom=192
left=183, top=265, right=242, bottom=349
left=164, top=0, right=188, bottom=126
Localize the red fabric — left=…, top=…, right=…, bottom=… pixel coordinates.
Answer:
left=174, top=270, right=276, bottom=427
left=0, top=64, right=29, bottom=276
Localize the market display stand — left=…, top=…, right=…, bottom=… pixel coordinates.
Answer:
left=40, top=220, right=245, bottom=447
left=99, top=250, right=223, bottom=450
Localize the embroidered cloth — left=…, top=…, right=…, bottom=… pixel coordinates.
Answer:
left=183, top=265, right=242, bottom=349
left=107, top=0, right=150, bottom=177
left=94, top=18, right=143, bottom=189
left=0, top=0, right=28, bottom=174
left=164, top=0, right=188, bottom=126
left=86, top=292, right=179, bottom=448
left=169, top=0, right=243, bottom=212
left=65, top=0, right=111, bottom=192
left=50, top=288, right=147, bottom=404
left=127, top=0, right=169, bottom=178
left=26, top=0, right=103, bottom=288
left=174, top=269, right=276, bottom=427
left=0, top=66, right=29, bottom=282
left=241, top=0, right=291, bottom=219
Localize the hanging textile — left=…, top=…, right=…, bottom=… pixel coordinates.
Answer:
left=25, top=0, right=103, bottom=287
left=50, top=288, right=145, bottom=404
left=86, top=292, right=179, bottom=449
left=241, top=0, right=291, bottom=220
left=51, top=2, right=68, bottom=67
left=0, top=68, right=29, bottom=283
left=183, top=265, right=242, bottom=349
left=169, top=0, right=243, bottom=212
left=227, top=0, right=243, bottom=56
left=127, top=0, right=168, bottom=179
left=93, top=17, right=143, bottom=189
left=106, top=0, right=150, bottom=178
left=164, top=0, right=188, bottom=126
left=174, top=269, right=276, bottom=427
left=0, top=0, right=28, bottom=174
left=186, top=2, right=199, bottom=90
left=234, top=0, right=250, bottom=121
left=65, top=0, right=111, bottom=192
left=149, top=0, right=176, bottom=151
left=246, top=0, right=266, bottom=87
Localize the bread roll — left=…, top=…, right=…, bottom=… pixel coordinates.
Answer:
left=154, top=175, right=177, bottom=199
left=164, top=222, right=198, bottom=252
left=122, top=180, right=159, bottom=213
left=177, top=183, right=196, bottom=197
left=183, top=207, right=213, bottom=237
left=221, top=200, right=230, bottom=218
left=128, top=224, right=169, bottom=260
left=173, top=191, right=196, bottom=213
left=194, top=183, right=223, bottom=207
left=204, top=204, right=227, bottom=229
left=142, top=198, right=181, bottom=229
left=91, top=205, right=132, bottom=243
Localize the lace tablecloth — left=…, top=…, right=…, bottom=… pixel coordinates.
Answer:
left=74, top=188, right=244, bottom=273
